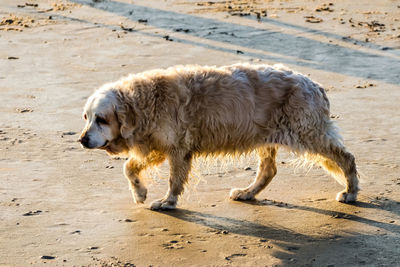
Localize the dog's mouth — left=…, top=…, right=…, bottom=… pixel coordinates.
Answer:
left=99, top=140, right=109, bottom=149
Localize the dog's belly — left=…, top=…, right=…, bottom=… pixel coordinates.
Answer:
left=188, top=120, right=269, bottom=155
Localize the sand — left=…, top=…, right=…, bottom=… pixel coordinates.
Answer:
left=1, top=0, right=399, bottom=266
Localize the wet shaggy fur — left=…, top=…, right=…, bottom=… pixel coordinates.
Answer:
left=79, top=63, right=359, bottom=210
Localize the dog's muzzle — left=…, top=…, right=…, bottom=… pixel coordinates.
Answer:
left=78, top=135, right=108, bottom=149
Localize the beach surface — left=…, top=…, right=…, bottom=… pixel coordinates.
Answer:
left=1, top=0, right=400, bottom=266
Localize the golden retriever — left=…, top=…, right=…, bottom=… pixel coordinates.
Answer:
left=79, top=63, right=359, bottom=210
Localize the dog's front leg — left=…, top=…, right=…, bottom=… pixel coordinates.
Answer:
left=150, top=150, right=192, bottom=210
left=124, top=152, right=165, bottom=204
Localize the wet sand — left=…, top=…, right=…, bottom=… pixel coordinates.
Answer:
left=1, top=0, right=400, bottom=266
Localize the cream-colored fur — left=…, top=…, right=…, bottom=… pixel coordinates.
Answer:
left=79, top=63, right=359, bottom=210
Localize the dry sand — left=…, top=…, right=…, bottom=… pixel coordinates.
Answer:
left=1, top=0, right=400, bottom=266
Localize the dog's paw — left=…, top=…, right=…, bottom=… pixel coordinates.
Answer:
left=230, top=188, right=255, bottom=201
left=150, top=199, right=177, bottom=210
left=132, top=187, right=147, bottom=204
left=336, top=190, right=357, bottom=203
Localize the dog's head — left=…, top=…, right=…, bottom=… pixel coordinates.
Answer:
left=79, top=84, right=135, bottom=154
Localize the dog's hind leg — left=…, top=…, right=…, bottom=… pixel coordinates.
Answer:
left=230, top=146, right=278, bottom=201
left=124, top=151, right=166, bottom=204
left=322, top=146, right=359, bottom=203
left=306, top=135, right=359, bottom=203
left=150, top=150, right=193, bottom=210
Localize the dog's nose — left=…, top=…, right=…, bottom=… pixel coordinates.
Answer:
left=79, top=135, right=90, bottom=148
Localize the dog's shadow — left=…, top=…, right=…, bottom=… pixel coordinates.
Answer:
left=156, top=197, right=400, bottom=240
left=156, top=207, right=311, bottom=243
left=149, top=198, right=400, bottom=265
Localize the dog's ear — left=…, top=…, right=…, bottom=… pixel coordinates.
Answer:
left=114, top=96, right=136, bottom=139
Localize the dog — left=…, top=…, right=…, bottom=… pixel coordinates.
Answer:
left=79, top=63, right=359, bottom=210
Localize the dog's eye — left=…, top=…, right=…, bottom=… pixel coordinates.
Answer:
left=96, top=116, right=108, bottom=125
left=83, top=114, right=87, bottom=120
